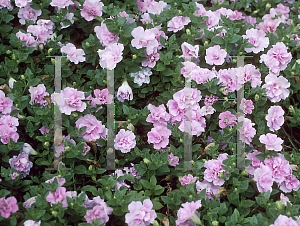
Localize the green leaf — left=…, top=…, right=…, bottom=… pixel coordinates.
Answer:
left=75, top=165, right=87, bottom=174
left=123, top=22, right=137, bottom=38
left=156, top=63, right=166, bottom=71
left=212, top=36, right=224, bottom=45
left=150, top=175, right=157, bottom=187
left=3, top=14, right=14, bottom=22
left=35, top=158, right=49, bottom=166
left=140, top=179, right=152, bottom=189
left=229, top=34, right=241, bottom=43
left=28, top=78, right=40, bottom=87
left=152, top=201, right=163, bottom=210
left=230, top=209, right=239, bottom=224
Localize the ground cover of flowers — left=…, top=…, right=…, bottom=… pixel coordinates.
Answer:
left=1, top=0, right=300, bottom=225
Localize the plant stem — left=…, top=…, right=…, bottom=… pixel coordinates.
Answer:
left=282, top=127, right=297, bottom=151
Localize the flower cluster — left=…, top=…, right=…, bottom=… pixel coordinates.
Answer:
left=204, top=153, right=228, bottom=186
left=0, top=196, right=18, bottom=218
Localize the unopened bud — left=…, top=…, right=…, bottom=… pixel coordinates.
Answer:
left=218, top=172, right=225, bottom=178
left=92, top=176, right=96, bottom=181
left=51, top=58, right=55, bottom=64
left=252, top=9, right=259, bottom=15
left=152, top=220, right=159, bottom=226
left=65, top=146, right=70, bottom=151
left=21, top=75, right=25, bottom=80
left=255, top=94, right=259, bottom=101
left=6, top=50, right=12, bottom=54
left=212, top=221, right=219, bottom=226
left=276, top=201, right=283, bottom=210
left=265, top=3, right=271, bottom=11
left=115, top=159, right=119, bottom=164
left=179, top=138, right=183, bottom=143
left=297, top=59, right=300, bottom=65
left=18, top=115, right=25, bottom=120
left=241, top=169, right=248, bottom=175
left=51, top=211, right=57, bottom=217
left=132, top=54, right=137, bottom=59
left=88, top=165, right=93, bottom=171
left=143, top=158, right=150, bottom=164
left=71, top=112, right=78, bottom=117
left=12, top=54, right=16, bottom=60
left=44, top=142, right=50, bottom=147
left=186, top=29, right=191, bottom=35
left=38, top=43, right=44, bottom=51
left=178, top=10, right=182, bottom=15
left=174, top=2, right=177, bottom=6
left=204, top=41, right=209, bottom=46
left=146, top=20, right=150, bottom=25
left=289, top=106, right=295, bottom=113
left=48, top=48, right=53, bottom=54
left=85, top=42, right=90, bottom=47
left=232, top=59, right=237, bottom=64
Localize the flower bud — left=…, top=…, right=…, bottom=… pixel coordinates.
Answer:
left=71, top=112, right=78, bottom=117
left=18, top=115, right=25, bottom=120
left=143, top=158, right=150, bottom=164
left=132, top=54, right=137, bottom=59
left=241, top=169, right=248, bottom=175
left=174, top=2, right=177, bottom=6
left=265, top=3, right=271, bottom=10
left=297, top=59, right=300, bottom=65
left=232, top=59, right=237, bottom=64
left=255, top=94, right=259, bottom=101
left=152, top=220, right=159, bottom=226
left=218, top=172, right=225, bottom=178
left=51, top=58, right=55, bottom=64
left=146, top=20, right=150, bottom=25
left=6, top=50, right=12, bottom=54
left=115, top=159, right=119, bottom=164
left=289, top=105, right=295, bottom=114
left=204, top=41, right=209, bottom=46
left=12, top=54, right=16, bottom=60
left=96, top=16, right=103, bottom=22
left=38, top=43, right=44, bottom=51
left=178, top=10, right=182, bottom=15
left=44, top=142, right=50, bottom=147
left=179, top=138, right=183, bottom=143
left=85, top=42, right=90, bottom=47
left=127, top=123, right=134, bottom=131
left=48, top=48, right=53, bottom=55
left=276, top=201, right=283, bottom=210
left=92, top=176, right=96, bottom=181
left=212, top=221, right=219, bottom=226
left=52, top=211, right=58, bottom=217
left=88, top=165, right=93, bottom=171
left=186, top=29, right=191, bottom=35
left=252, top=9, right=259, bottom=15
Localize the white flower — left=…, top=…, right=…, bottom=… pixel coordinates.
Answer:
left=130, top=67, right=152, bottom=86
left=117, top=81, right=133, bottom=102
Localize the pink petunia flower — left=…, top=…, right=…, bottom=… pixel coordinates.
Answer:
left=196, top=180, right=220, bottom=201
left=0, top=0, right=13, bottom=10
left=176, top=200, right=202, bottom=226
left=204, top=158, right=227, bottom=186
left=239, top=98, right=254, bottom=114
left=18, top=4, right=42, bottom=25
left=254, top=164, right=273, bottom=193
left=24, top=220, right=41, bottom=226
left=179, top=174, right=197, bottom=186
left=9, top=152, right=32, bottom=177
left=27, top=24, right=52, bottom=45
left=46, top=187, right=72, bottom=208
left=15, top=0, right=31, bottom=8
left=205, top=45, right=227, bottom=66
left=51, top=87, right=87, bottom=115
left=260, top=42, right=292, bottom=75
left=94, top=21, right=119, bottom=47
left=279, top=174, right=300, bottom=193
left=50, top=0, right=73, bottom=8
left=117, top=80, right=133, bottom=102
left=0, top=90, right=13, bottom=115
left=84, top=197, right=113, bottom=225
left=80, top=0, right=104, bottom=21
left=91, top=88, right=113, bottom=106
left=29, top=84, right=49, bottom=107
left=256, top=15, right=281, bottom=33
left=0, top=196, right=19, bottom=218
left=243, top=28, right=269, bottom=54
left=244, top=64, right=262, bottom=88
left=245, top=149, right=262, bottom=175
left=262, top=74, right=290, bottom=103
left=270, top=215, right=298, bottom=226
left=192, top=67, right=216, bottom=85
left=265, top=106, right=284, bottom=131
left=125, top=199, right=157, bottom=226
left=168, top=153, right=179, bottom=166
left=147, top=125, right=172, bottom=150
left=61, top=43, right=85, bottom=64
left=219, top=111, right=237, bottom=129
left=167, top=16, right=191, bottom=33
left=141, top=48, right=160, bottom=68
left=75, top=114, right=107, bottom=142
left=16, top=31, right=36, bottom=48
left=45, top=176, right=66, bottom=189
left=259, top=133, right=283, bottom=151
left=131, top=26, right=159, bottom=54
left=114, top=129, right=136, bottom=153
left=264, top=154, right=291, bottom=184
left=181, top=42, right=199, bottom=59
left=146, top=104, right=170, bottom=127
left=97, top=43, right=124, bottom=70
left=238, top=117, right=256, bottom=145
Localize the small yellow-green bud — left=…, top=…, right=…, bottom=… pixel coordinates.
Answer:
left=48, top=48, right=53, bottom=54
left=18, top=115, right=25, bottom=120
left=178, top=10, right=182, bottom=15
left=174, top=2, right=177, bottom=6
left=186, top=29, right=191, bottom=35
left=291, top=71, right=295, bottom=75
left=103, top=80, right=107, bottom=83
left=58, top=174, right=62, bottom=178
left=241, top=169, right=248, bottom=175
left=119, top=29, right=122, bottom=33
left=127, top=119, right=131, bottom=122
left=38, top=43, right=44, bottom=51
left=189, top=195, right=193, bottom=199
left=52, top=211, right=57, bottom=217
left=152, top=220, right=159, bottom=226
left=44, top=142, right=50, bottom=147
left=6, top=50, right=12, bottom=54
left=179, top=138, right=183, bottom=143
left=132, top=54, right=137, bottom=60
left=204, top=41, right=209, bottom=46
left=65, top=146, right=70, bottom=151
left=143, top=158, right=150, bottom=164
left=12, top=54, right=16, bottom=60
left=289, top=105, right=295, bottom=113
left=232, top=59, right=237, bottom=64
left=297, top=59, right=300, bottom=65
left=229, top=128, right=233, bottom=132
left=212, top=221, right=219, bottom=226
left=16, top=60, right=20, bottom=63
left=71, top=112, right=78, bottom=117
left=115, top=159, right=119, bottom=164
left=56, top=16, right=59, bottom=19
left=146, top=20, right=150, bottom=25
left=287, top=211, right=291, bottom=216
left=276, top=201, right=283, bottom=210
left=85, top=42, right=90, bottom=47
left=218, top=172, right=225, bottom=178
left=92, top=176, right=96, bottom=181
left=88, top=165, right=93, bottom=171
left=255, top=94, right=259, bottom=101
left=238, top=52, right=243, bottom=56
left=51, top=58, right=55, bottom=64
left=265, top=3, right=271, bottom=11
